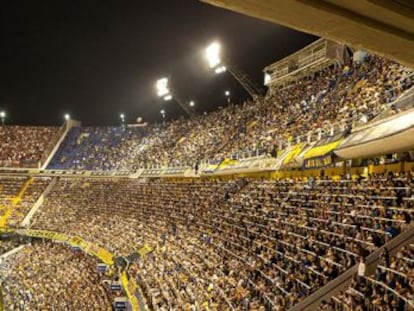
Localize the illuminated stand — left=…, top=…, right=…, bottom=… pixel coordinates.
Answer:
left=205, top=42, right=263, bottom=99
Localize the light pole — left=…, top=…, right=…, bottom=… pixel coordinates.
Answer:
left=160, top=109, right=166, bottom=124
left=0, top=111, right=5, bottom=125
left=156, top=78, right=194, bottom=117
left=205, top=42, right=263, bottom=99
left=225, top=90, right=231, bottom=104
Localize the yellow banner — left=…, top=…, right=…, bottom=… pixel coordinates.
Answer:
left=26, top=229, right=70, bottom=242
left=0, top=227, right=16, bottom=234
left=24, top=230, right=114, bottom=265
left=283, top=144, right=304, bottom=165
left=304, top=139, right=343, bottom=160
left=218, top=158, right=239, bottom=169
left=121, top=272, right=140, bottom=311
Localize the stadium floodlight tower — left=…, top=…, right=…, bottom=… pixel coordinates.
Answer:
left=156, top=78, right=194, bottom=117
left=205, top=42, right=263, bottom=99
left=0, top=111, right=5, bottom=125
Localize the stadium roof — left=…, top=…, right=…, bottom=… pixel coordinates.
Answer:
left=201, top=0, right=414, bottom=69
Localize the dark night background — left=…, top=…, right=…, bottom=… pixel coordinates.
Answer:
left=0, top=0, right=317, bottom=126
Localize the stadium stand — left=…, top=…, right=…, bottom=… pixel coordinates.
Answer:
left=28, top=172, right=414, bottom=309
left=1, top=240, right=113, bottom=310
left=0, top=49, right=413, bottom=310
left=0, top=239, right=25, bottom=255
left=321, top=244, right=414, bottom=310
left=44, top=55, right=413, bottom=171
left=0, top=126, right=60, bottom=168
left=0, top=177, right=50, bottom=227
left=48, top=126, right=148, bottom=171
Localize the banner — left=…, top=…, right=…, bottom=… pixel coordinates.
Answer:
left=22, top=230, right=114, bottom=265
left=283, top=144, right=304, bottom=166
left=121, top=272, right=140, bottom=311
left=304, top=154, right=334, bottom=169
left=304, top=139, right=343, bottom=160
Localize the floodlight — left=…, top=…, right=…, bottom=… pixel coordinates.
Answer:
left=0, top=111, right=5, bottom=125
left=189, top=101, right=195, bottom=107
left=155, top=78, right=194, bottom=117
left=64, top=114, right=70, bottom=121
left=160, top=109, right=165, bottom=114
left=120, top=113, right=125, bottom=119
left=164, top=95, right=173, bottom=101
left=204, top=42, right=262, bottom=99
left=225, top=90, right=230, bottom=97
left=206, top=42, right=222, bottom=69
left=215, top=66, right=227, bottom=74
left=264, top=73, right=272, bottom=85
left=156, top=78, right=170, bottom=97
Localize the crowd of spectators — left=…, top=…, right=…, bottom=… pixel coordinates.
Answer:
left=0, top=240, right=113, bottom=310
left=0, top=126, right=59, bottom=168
left=321, top=244, right=414, bottom=310
left=0, top=177, right=50, bottom=227
left=43, top=54, right=413, bottom=171
left=0, top=238, right=25, bottom=255
left=0, top=55, right=411, bottom=171
left=29, top=171, right=414, bottom=309
left=49, top=126, right=147, bottom=171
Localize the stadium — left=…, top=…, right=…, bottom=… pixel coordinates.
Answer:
left=1, top=1, right=414, bottom=310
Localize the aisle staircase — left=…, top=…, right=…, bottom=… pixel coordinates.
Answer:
left=21, top=178, right=57, bottom=228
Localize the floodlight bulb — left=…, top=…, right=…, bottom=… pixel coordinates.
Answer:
left=206, top=42, right=222, bottom=69
left=189, top=101, right=195, bottom=107
left=164, top=95, right=173, bottom=101
left=215, top=66, right=226, bottom=74
left=64, top=114, right=70, bottom=121
left=156, top=78, right=170, bottom=97
left=0, top=111, right=5, bottom=118
left=264, top=73, right=272, bottom=85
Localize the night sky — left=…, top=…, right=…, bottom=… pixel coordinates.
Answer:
left=0, top=0, right=317, bottom=126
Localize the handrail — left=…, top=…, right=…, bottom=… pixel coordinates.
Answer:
left=365, top=276, right=414, bottom=309
left=289, top=225, right=414, bottom=311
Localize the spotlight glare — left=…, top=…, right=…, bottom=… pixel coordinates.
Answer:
left=156, top=78, right=170, bottom=98
left=206, top=42, right=222, bottom=69
left=164, top=95, right=173, bottom=101
left=214, top=66, right=227, bottom=74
